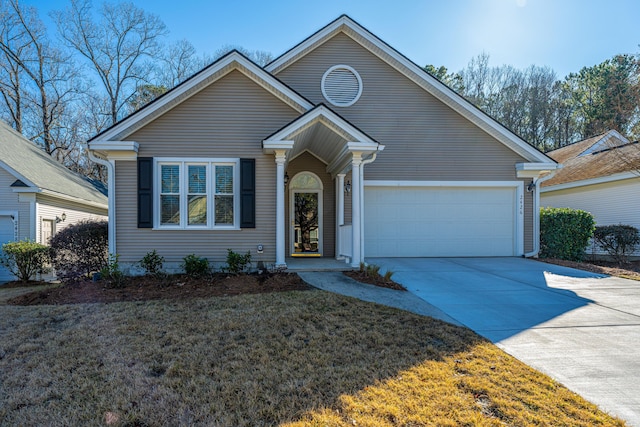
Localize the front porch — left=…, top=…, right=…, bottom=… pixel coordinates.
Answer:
left=262, top=105, right=384, bottom=268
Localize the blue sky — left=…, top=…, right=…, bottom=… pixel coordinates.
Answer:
left=27, top=0, right=640, bottom=79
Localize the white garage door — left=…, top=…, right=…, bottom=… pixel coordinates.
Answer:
left=364, top=186, right=518, bottom=257
left=0, top=215, right=16, bottom=283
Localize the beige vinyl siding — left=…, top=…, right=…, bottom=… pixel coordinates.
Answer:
left=116, top=70, right=301, bottom=266
left=276, top=33, right=534, bottom=250
left=285, top=152, right=335, bottom=257
left=35, top=194, right=107, bottom=245
left=0, top=168, right=31, bottom=241
left=542, top=178, right=640, bottom=255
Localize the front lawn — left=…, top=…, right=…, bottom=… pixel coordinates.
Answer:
left=0, top=284, right=626, bottom=426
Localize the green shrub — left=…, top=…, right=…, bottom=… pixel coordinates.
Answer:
left=0, top=240, right=50, bottom=282
left=540, top=207, right=595, bottom=261
left=223, top=249, right=251, bottom=274
left=383, top=270, right=395, bottom=282
left=49, top=220, right=108, bottom=280
left=139, top=250, right=164, bottom=275
left=181, top=254, right=210, bottom=278
left=100, top=253, right=125, bottom=287
left=593, top=224, right=640, bottom=264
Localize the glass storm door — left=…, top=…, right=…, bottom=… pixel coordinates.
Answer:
left=289, top=172, right=323, bottom=257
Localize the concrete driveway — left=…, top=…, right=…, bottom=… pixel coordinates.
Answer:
left=368, top=257, right=640, bottom=426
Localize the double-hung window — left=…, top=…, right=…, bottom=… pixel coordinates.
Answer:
left=156, top=159, right=239, bottom=229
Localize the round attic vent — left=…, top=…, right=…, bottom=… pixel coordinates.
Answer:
left=321, top=65, right=362, bottom=107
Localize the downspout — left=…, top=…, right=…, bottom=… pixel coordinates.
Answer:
left=524, top=171, right=557, bottom=258
left=359, top=151, right=380, bottom=263
left=88, top=149, right=116, bottom=255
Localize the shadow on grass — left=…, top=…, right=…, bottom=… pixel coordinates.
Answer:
left=0, top=289, right=486, bottom=426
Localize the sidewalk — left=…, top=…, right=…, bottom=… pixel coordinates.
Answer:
left=297, top=271, right=461, bottom=326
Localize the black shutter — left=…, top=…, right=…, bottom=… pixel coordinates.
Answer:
left=138, top=157, right=154, bottom=228
left=240, top=158, right=255, bottom=228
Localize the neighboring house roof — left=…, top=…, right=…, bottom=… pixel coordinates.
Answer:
left=542, top=130, right=640, bottom=188
left=0, top=120, right=108, bottom=207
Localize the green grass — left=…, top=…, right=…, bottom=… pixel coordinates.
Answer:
left=0, top=286, right=626, bottom=426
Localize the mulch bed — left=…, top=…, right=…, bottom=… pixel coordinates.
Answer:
left=538, top=258, right=640, bottom=281
left=6, top=273, right=312, bottom=306
left=343, top=270, right=406, bottom=291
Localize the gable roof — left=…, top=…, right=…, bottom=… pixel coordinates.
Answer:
left=266, top=15, right=555, bottom=165
left=545, top=130, right=630, bottom=164
left=0, top=120, right=107, bottom=207
left=542, top=131, right=640, bottom=188
left=89, top=50, right=314, bottom=143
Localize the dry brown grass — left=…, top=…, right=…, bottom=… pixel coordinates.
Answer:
left=0, top=286, right=626, bottom=426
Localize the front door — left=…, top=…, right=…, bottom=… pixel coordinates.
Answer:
left=289, top=172, right=323, bottom=256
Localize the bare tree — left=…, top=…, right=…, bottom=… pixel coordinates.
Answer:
left=213, top=44, right=273, bottom=67
left=0, top=0, right=80, bottom=159
left=53, top=0, right=168, bottom=124
left=157, top=39, right=207, bottom=88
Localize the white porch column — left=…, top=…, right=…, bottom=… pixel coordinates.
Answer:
left=335, top=173, right=345, bottom=260
left=275, top=150, right=287, bottom=268
left=351, top=153, right=362, bottom=267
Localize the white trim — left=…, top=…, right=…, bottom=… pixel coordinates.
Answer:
left=515, top=162, right=560, bottom=179
left=363, top=180, right=525, bottom=256
left=153, top=158, right=240, bottom=230
left=364, top=180, right=522, bottom=187
left=290, top=193, right=323, bottom=256
left=266, top=15, right=554, bottom=164
left=289, top=172, right=324, bottom=256
left=91, top=52, right=313, bottom=142
left=321, top=64, right=363, bottom=107
left=89, top=140, right=139, bottom=160
left=264, top=105, right=377, bottom=146
left=540, top=172, right=640, bottom=193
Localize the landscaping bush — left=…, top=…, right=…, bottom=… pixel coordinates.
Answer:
left=540, top=207, right=595, bottom=261
left=593, top=224, right=640, bottom=264
left=223, top=249, right=251, bottom=274
left=49, top=220, right=108, bottom=280
left=181, top=254, right=210, bottom=278
left=0, top=240, right=50, bottom=282
left=139, top=250, right=165, bottom=276
left=100, top=253, right=125, bottom=287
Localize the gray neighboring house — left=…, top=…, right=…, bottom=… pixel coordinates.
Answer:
left=0, top=120, right=108, bottom=282
left=88, top=15, right=557, bottom=272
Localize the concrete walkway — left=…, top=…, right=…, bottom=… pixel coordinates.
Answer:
left=301, top=258, right=640, bottom=426
left=297, top=271, right=461, bottom=325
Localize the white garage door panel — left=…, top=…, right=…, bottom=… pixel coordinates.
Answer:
left=365, top=186, right=516, bottom=257
left=0, top=216, right=16, bottom=282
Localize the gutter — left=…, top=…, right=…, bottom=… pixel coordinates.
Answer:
left=358, top=146, right=384, bottom=262
left=524, top=170, right=557, bottom=258
left=88, top=149, right=116, bottom=255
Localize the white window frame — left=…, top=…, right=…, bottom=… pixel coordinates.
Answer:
left=154, top=158, right=240, bottom=230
